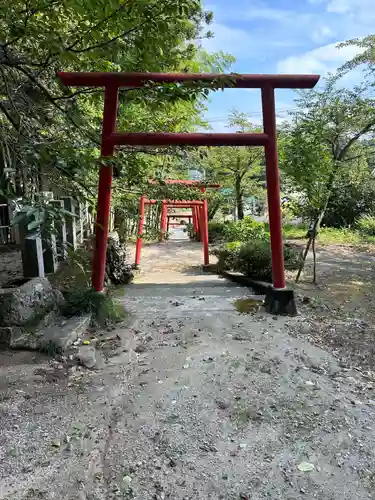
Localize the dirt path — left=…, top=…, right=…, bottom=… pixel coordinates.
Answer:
left=1, top=236, right=375, bottom=499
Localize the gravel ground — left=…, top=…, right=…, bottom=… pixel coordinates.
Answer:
left=1, top=235, right=375, bottom=499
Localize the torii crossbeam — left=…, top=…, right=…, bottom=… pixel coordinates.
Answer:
left=58, top=71, right=319, bottom=314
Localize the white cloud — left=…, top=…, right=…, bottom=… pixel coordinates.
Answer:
left=244, top=6, right=294, bottom=21
left=326, top=0, right=352, bottom=13
left=202, top=23, right=253, bottom=58
left=277, top=42, right=361, bottom=75
left=311, top=25, right=334, bottom=44
left=313, top=0, right=375, bottom=18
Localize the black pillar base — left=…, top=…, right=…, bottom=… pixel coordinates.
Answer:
left=264, top=287, right=297, bottom=316
left=132, top=264, right=140, bottom=271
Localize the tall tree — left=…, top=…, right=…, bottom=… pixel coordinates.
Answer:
left=0, top=0, right=233, bottom=199
left=339, top=35, right=375, bottom=78
left=194, top=111, right=265, bottom=219
left=279, top=77, right=375, bottom=281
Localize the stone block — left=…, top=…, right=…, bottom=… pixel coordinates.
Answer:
left=22, top=235, right=45, bottom=278
left=0, top=326, right=39, bottom=349
left=0, top=277, right=63, bottom=327
left=40, top=314, right=91, bottom=350
left=0, top=311, right=91, bottom=351
left=17, top=212, right=45, bottom=278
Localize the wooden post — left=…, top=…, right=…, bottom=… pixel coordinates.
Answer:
left=202, top=199, right=209, bottom=265
left=160, top=201, right=168, bottom=241
left=50, top=200, right=67, bottom=262
left=61, top=197, right=77, bottom=250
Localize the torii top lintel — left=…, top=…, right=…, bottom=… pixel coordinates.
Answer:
left=58, top=72, right=319, bottom=89
left=58, top=72, right=319, bottom=149
left=148, top=180, right=220, bottom=189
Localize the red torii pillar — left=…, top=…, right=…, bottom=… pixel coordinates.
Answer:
left=58, top=72, right=319, bottom=315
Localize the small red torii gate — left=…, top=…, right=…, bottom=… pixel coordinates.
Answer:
left=135, top=198, right=207, bottom=266
left=58, top=71, right=319, bottom=312
left=134, top=179, right=220, bottom=268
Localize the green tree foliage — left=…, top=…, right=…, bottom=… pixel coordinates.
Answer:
left=279, top=77, right=375, bottom=226
left=0, top=0, right=234, bottom=201
left=192, top=111, right=265, bottom=219
left=339, top=35, right=375, bottom=77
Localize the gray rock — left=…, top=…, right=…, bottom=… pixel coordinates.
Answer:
left=0, top=277, right=63, bottom=327
left=77, top=345, right=97, bottom=368
left=1, top=326, right=39, bottom=349
left=105, top=231, right=134, bottom=285
left=39, top=314, right=91, bottom=350
left=0, top=313, right=90, bottom=350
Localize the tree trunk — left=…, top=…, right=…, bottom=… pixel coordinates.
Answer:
left=295, top=162, right=340, bottom=283
left=208, top=200, right=221, bottom=220
left=235, top=175, right=244, bottom=220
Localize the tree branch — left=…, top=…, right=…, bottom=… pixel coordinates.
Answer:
left=338, top=120, right=375, bottom=161
left=12, top=65, right=101, bottom=146
left=64, top=5, right=126, bottom=52
left=51, top=88, right=104, bottom=100
left=0, top=102, right=19, bottom=131
left=67, top=20, right=151, bottom=54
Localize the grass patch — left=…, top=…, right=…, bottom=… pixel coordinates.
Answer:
left=61, top=288, right=126, bottom=328
left=282, top=223, right=375, bottom=246
left=282, top=223, right=307, bottom=240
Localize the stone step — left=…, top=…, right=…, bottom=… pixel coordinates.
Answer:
left=1, top=314, right=91, bottom=351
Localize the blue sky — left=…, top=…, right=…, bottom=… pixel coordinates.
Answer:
left=201, top=0, right=374, bottom=130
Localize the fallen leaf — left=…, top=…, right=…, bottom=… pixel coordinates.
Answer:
left=297, top=462, right=315, bottom=472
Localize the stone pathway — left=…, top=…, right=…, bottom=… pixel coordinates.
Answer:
left=1, top=235, right=375, bottom=499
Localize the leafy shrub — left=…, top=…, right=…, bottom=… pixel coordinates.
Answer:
left=213, top=240, right=301, bottom=281
left=211, top=241, right=242, bottom=271
left=208, top=221, right=227, bottom=242
left=189, top=217, right=269, bottom=244
left=236, top=241, right=274, bottom=280
left=357, top=215, right=375, bottom=236
left=223, top=217, right=269, bottom=242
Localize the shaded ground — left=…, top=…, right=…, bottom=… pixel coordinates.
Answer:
left=287, top=241, right=375, bottom=372
left=1, top=232, right=375, bottom=499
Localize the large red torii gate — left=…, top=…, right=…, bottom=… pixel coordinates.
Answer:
left=58, top=71, right=319, bottom=312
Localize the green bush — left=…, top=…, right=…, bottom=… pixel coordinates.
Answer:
left=213, top=240, right=301, bottom=281
left=357, top=215, right=375, bottom=236
left=236, top=240, right=274, bottom=280
left=189, top=217, right=270, bottom=244
left=211, top=241, right=242, bottom=271
left=208, top=221, right=227, bottom=242
left=223, top=217, right=269, bottom=242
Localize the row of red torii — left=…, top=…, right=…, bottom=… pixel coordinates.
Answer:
left=135, top=179, right=220, bottom=268
left=58, top=71, right=320, bottom=314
